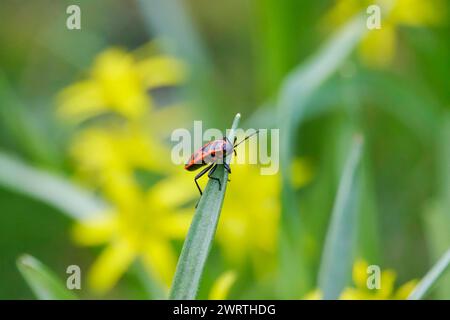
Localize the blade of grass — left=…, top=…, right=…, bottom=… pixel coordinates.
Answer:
left=318, top=135, right=364, bottom=299
left=420, top=114, right=450, bottom=298
left=0, top=151, right=106, bottom=220
left=169, top=113, right=241, bottom=300
left=275, top=15, right=366, bottom=297
left=17, top=254, right=78, bottom=300
left=408, top=248, right=450, bottom=300
left=424, top=203, right=450, bottom=298
left=277, top=14, right=366, bottom=238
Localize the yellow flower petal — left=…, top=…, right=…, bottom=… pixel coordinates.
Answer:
left=353, top=259, right=369, bottom=289
left=57, top=80, right=106, bottom=122
left=218, top=163, right=280, bottom=270
left=391, top=0, right=446, bottom=26
left=158, top=210, right=193, bottom=239
left=394, top=279, right=418, bottom=299
left=304, top=289, right=323, bottom=300
left=322, top=0, right=365, bottom=29
left=146, top=174, right=197, bottom=208
left=88, top=240, right=136, bottom=293
left=143, top=239, right=177, bottom=285
left=92, top=48, right=149, bottom=119
left=138, top=56, right=186, bottom=89
left=290, top=157, right=314, bottom=188
left=72, top=213, right=117, bottom=246
left=340, top=287, right=372, bottom=300
left=338, top=260, right=417, bottom=299
left=379, top=269, right=397, bottom=298
left=209, top=271, right=237, bottom=300
left=359, top=22, right=396, bottom=67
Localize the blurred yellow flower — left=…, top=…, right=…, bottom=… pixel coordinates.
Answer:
left=70, top=124, right=174, bottom=193
left=218, top=161, right=280, bottom=273
left=340, top=259, right=418, bottom=299
left=305, top=259, right=418, bottom=299
left=57, top=47, right=185, bottom=121
left=209, top=271, right=237, bottom=300
left=57, top=45, right=192, bottom=293
left=72, top=174, right=196, bottom=293
left=216, top=154, right=311, bottom=274
left=290, top=158, right=314, bottom=189
left=324, top=0, right=446, bottom=67
left=304, top=288, right=322, bottom=300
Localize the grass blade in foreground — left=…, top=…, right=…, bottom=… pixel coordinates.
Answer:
left=408, top=248, right=450, bottom=300
left=275, top=15, right=366, bottom=297
left=318, top=135, right=364, bottom=299
left=17, top=254, right=78, bottom=300
left=169, top=114, right=241, bottom=300
left=0, top=152, right=106, bottom=221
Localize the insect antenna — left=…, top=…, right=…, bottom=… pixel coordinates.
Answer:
left=234, top=130, right=259, bottom=149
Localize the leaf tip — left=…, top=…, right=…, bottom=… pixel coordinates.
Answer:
left=17, top=254, right=35, bottom=269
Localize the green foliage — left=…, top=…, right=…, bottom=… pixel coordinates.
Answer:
left=318, top=136, right=364, bottom=299
left=276, top=15, right=366, bottom=297
left=0, top=152, right=106, bottom=221
left=17, top=254, right=77, bottom=300
left=408, top=249, right=450, bottom=300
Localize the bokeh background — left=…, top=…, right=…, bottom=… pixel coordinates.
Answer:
left=0, top=0, right=449, bottom=299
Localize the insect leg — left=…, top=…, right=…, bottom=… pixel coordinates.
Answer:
left=224, top=162, right=231, bottom=174
left=194, top=164, right=214, bottom=196
left=207, top=163, right=222, bottom=190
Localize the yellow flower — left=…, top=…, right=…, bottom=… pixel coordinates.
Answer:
left=290, top=158, right=314, bottom=189
left=215, top=153, right=311, bottom=274
left=217, top=161, right=280, bottom=273
left=69, top=124, right=174, bottom=193
left=304, top=288, right=322, bottom=300
left=209, top=271, right=237, bottom=300
left=57, top=45, right=191, bottom=294
left=304, top=259, right=418, bottom=299
left=57, top=47, right=185, bottom=121
left=340, top=259, right=418, bottom=299
left=324, top=0, right=446, bottom=67
left=72, top=174, right=196, bottom=293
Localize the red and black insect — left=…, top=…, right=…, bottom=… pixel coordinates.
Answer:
left=185, top=130, right=259, bottom=198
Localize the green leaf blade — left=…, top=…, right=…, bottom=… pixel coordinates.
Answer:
left=17, top=254, right=78, bottom=300
left=169, top=114, right=241, bottom=300
left=408, top=248, right=450, bottom=300
left=318, top=135, right=364, bottom=300
left=275, top=15, right=366, bottom=297
left=0, top=152, right=107, bottom=221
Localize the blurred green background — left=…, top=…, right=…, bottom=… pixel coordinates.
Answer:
left=0, top=0, right=449, bottom=299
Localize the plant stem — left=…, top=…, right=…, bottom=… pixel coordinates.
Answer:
left=169, top=113, right=241, bottom=300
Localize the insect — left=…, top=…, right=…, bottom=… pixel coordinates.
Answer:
left=185, top=130, right=259, bottom=199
